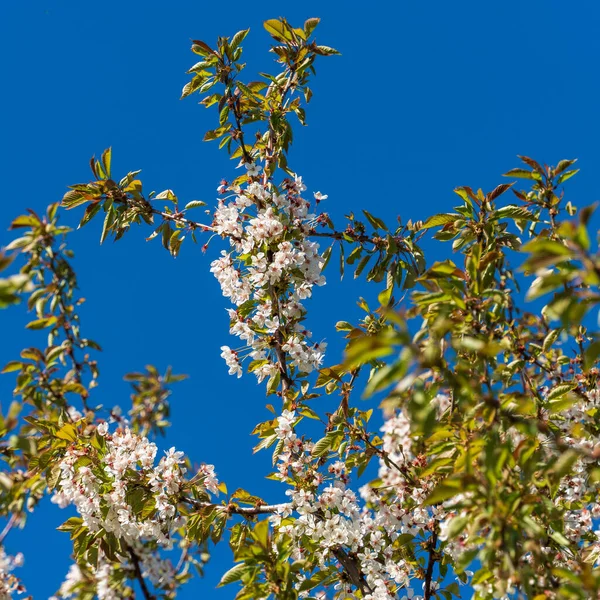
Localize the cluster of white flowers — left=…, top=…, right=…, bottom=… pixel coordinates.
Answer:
left=267, top=407, right=452, bottom=600
left=95, top=560, right=118, bottom=600
left=210, top=164, right=327, bottom=382
left=51, top=425, right=219, bottom=592
left=52, top=426, right=185, bottom=545
left=54, top=563, right=85, bottom=599
left=0, top=547, right=24, bottom=600
left=53, top=559, right=117, bottom=600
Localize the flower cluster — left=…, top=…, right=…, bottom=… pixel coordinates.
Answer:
left=53, top=555, right=147, bottom=600
left=0, top=547, right=24, bottom=600
left=51, top=425, right=219, bottom=592
left=54, top=563, right=85, bottom=599
left=52, top=426, right=186, bottom=545
left=210, top=165, right=327, bottom=382
left=267, top=408, right=452, bottom=600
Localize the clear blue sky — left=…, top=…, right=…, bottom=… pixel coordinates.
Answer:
left=1, top=0, right=600, bottom=598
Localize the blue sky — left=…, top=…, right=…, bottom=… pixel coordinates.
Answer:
left=1, top=0, right=600, bottom=597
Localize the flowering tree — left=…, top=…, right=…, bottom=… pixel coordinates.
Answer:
left=1, top=16, right=600, bottom=600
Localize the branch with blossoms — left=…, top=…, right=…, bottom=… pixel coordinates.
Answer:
left=0, top=18, right=476, bottom=600
left=4, top=15, right=600, bottom=600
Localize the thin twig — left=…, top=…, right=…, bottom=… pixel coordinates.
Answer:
left=0, top=513, right=18, bottom=545
left=110, top=191, right=213, bottom=233
left=185, top=497, right=288, bottom=516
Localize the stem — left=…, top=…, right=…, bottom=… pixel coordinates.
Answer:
left=175, top=546, right=189, bottom=573
left=333, top=548, right=373, bottom=596
left=0, top=514, right=18, bottom=545
left=186, top=498, right=372, bottom=595
left=423, top=531, right=439, bottom=600
left=185, top=498, right=288, bottom=516
left=262, top=66, right=297, bottom=178
left=49, top=254, right=90, bottom=410
left=226, top=85, right=253, bottom=165
left=128, top=546, right=154, bottom=600
left=110, top=191, right=214, bottom=233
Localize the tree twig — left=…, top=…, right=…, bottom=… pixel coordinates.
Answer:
left=424, top=531, right=439, bottom=600
left=0, top=513, right=18, bottom=545
left=185, top=497, right=288, bottom=516
left=333, top=548, right=373, bottom=596
left=128, top=546, right=154, bottom=600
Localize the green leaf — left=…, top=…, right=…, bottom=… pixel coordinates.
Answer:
left=314, top=45, right=341, bottom=56
left=231, top=488, right=262, bottom=506
left=101, top=148, right=112, bottom=178
left=62, top=190, right=93, bottom=210
left=424, top=477, right=465, bottom=505
left=57, top=517, right=83, bottom=532
left=155, top=189, right=177, bottom=202
left=263, top=19, right=292, bottom=41
left=100, top=206, right=115, bottom=244
left=503, top=168, right=536, bottom=180
left=181, top=76, right=207, bottom=99
left=304, top=17, right=320, bottom=37
left=311, top=436, right=333, bottom=457
left=55, top=423, right=78, bottom=442
left=557, top=169, right=579, bottom=185
left=218, top=563, right=248, bottom=587
left=230, top=29, right=250, bottom=51
left=1, top=361, right=23, bottom=374
left=191, top=40, right=215, bottom=57
left=253, top=434, right=277, bottom=453
left=344, top=332, right=398, bottom=369
left=444, top=515, right=469, bottom=540
left=251, top=519, right=269, bottom=548
left=184, top=200, right=206, bottom=210
left=363, top=210, right=387, bottom=231
left=554, top=159, right=577, bottom=176
left=378, top=286, right=393, bottom=306
left=543, top=329, right=560, bottom=352
left=26, top=316, right=57, bottom=330
left=547, top=382, right=577, bottom=401
left=491, top=205, right=537, bottom=221
left=550, top=449, right=579, bottom=479
left=550, top=531, right=571, bottom=547
left=299, top=569, right=333, bottom=592
left=78, top=202, right=102, bottom=229
left=187, top=60, right=212, bottom=74
left=422, top=213, right=459, bottom=229
left=354, top=255, right=371, bottom=279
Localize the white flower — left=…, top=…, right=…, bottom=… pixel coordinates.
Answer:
left=245, top=163, right=261, bottom=177
left=199, top=464, right=220, bottom=495
left=220, top=346, right=243, bottom=378
left=275, top=410, right=296, bottom=440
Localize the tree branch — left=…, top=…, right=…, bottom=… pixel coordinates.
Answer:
left=110, top=190, right=214, bottom=233
left=128, top=546, right=154, bottom=600
left=333, top=548, right=373, bottom=596
left=185, top=497, right=288, bottom=516
left=0, top=513, right=18, bottom=545
left=423, top=531, right=439, bottom=600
